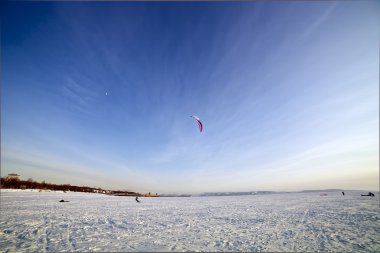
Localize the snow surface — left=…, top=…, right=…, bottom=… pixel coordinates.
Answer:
left=1, top=190, right=379, bottom=252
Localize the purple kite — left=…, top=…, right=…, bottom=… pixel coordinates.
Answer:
left=190, top=115, right=203, bottom=133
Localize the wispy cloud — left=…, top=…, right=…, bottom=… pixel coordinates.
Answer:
left=298, top=2, right=338, bottom=43
left=1, top=147, right=158, bottom=192
left=61, top=76, right=99, bottom=113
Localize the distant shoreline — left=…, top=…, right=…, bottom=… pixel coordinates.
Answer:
left=0, top=176, right=159, bottom=197
left=0, top=188, right=160, bottom=197
left=1, top=188, right=377, bottom=198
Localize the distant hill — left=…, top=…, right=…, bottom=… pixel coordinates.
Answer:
left=199, top=189, right=352, bottom=196
left=160, top=194, right=192, bottom=197
left=200, top=191, right=277, bottom=197
left=300, top=189, right=344, bottom=193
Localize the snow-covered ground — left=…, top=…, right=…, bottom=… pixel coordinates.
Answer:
left=1, top=190, right=379, bottom=252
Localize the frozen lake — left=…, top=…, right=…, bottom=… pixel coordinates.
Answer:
left=1, top=190, right=379, bottom=252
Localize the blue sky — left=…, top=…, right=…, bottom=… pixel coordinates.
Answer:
left=1, top=2, right=379, bottom=194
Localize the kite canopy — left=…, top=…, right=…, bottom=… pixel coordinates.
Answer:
left=190, top=115, right=203, bottom=133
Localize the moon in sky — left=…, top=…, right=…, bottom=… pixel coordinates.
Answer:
left=105, top=92, right=108, bottom=96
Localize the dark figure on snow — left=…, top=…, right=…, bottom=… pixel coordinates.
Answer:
left=135, top=196, right=140, bottom=203
left=342, top=191, right=345, bottom=196
left=361, top=192, right=375, bottom=197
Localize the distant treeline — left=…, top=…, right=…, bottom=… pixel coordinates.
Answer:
left=0, top=176, right=140, bottom=196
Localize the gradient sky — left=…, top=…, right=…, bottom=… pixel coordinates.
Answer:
left=1, top=1, right=379, bottom=194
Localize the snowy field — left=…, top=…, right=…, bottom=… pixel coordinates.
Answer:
left=1, top=190, right=379, bottom=252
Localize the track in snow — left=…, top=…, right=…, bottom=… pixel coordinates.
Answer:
left=1, top=190, right=379, bottom=252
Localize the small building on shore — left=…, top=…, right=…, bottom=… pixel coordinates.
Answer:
left=5, top=173, right=20, bottom=181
